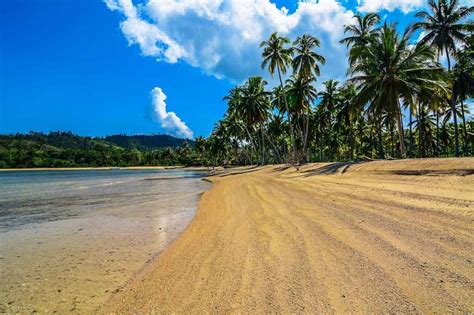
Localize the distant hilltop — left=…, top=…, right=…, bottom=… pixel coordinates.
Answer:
left=1, top=131, right=194, bottom=151
left=0, top=131, right=197, bottom=168
left=104, top=134, right=194, bottom=150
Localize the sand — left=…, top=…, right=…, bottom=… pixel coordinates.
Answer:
left=103, top=158, right=474, bottom=313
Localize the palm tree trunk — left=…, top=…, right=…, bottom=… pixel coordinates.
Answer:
left=435, top=54, right=442, bottom=157
left=460, top=100, right=468, bottom=156
left=418, top=104, right=424, bottom=158
left=435, top=110, right=439, bottom=157
left=295, top=113, right=305, bottom=163
left=244, top=148, right=252, bottom=165
left=277, top=67, right=296, bottom=164
left=243, top=125, right=258, bottom=165
left=445, top=48, right=460, bottom=157
left=303, top=112, right=310, bottom=163
left=390, top=123, right=395, bottom=158
left=409, top=107, right=413, bottom=158
left=349, top=128, right=354, bottom=161
left=375, top=115, right=385, bottom=159
left=377, top=127, right=384, bottom=159
left=450, top=94, right=460, bottom=157
left=265, top=133, right=281, bottom=163
left=445, top=47, right=451, bottom=71
left=256, top=127, right=263, bottom=165
left=396, top=100, right=407, bottom=157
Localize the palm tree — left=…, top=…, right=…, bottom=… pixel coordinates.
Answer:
left=260, top=33, right=296, bottom=163
left=223, top=87, right=259, bottom=164
left=341, top=13, right=381, bottom=46
left=271, top=85, right=287, bottom=117
left=413, top=0, right=473, bottom=70
left=452, top=45, right=474, bottom=155
left=349, top=23, right=446, bottom=157
left=318, top=80, right=339, bottom=116
left=439, top=121, right=453, bottom=155
left=413, top=0, right=473, bottom=156
left=292, top=34, right=326, bottom=80
left=317, top=80, right=339, bottom=160
left=413, top=103, right=437, bottom=157
left=405, top=100, right=417, bottom=157
left=286, top=75, right=318, bottom=161
left=340, top=13, right=381, bottom=66
left=335, top=84, right=358, bottom=160
left=238, top=77, right=271, bottom=164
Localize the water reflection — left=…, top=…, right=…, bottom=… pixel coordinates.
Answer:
left=0, top=169, right=208, bottom=232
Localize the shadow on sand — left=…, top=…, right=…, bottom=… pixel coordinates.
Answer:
left=297, top=161, right=365, bottom=177
left=207, top=165, right=261, bottom=178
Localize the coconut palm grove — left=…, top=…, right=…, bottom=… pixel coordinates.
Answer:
left=196, top=0, right=473, bottom=166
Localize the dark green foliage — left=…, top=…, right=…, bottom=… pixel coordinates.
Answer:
left=105, top=134, right=193, bottom=150
left=0, top=132, right=198, bottom=168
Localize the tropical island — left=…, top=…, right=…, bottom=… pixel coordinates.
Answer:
left=1, top=0, right=473, bottom=313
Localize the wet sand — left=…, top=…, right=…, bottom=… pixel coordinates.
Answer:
left=104, top=158, right=474, bottom=313
left=0, top=170, right=209, bottom=313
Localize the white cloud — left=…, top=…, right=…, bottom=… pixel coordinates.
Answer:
left=357, top=0, right=424, bottom=13
left=150, top=87, right=193, bottom=139
left=105, top=0, right=354, bottom=85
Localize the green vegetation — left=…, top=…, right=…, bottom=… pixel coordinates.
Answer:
left=205, top=0, right=473, bottom=165
left=0, top=132, right=198, bottom=168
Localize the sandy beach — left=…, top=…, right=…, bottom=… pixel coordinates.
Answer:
left=103, top=158, right=474, bottom=313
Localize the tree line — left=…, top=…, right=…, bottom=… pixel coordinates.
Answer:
left=201, top=0, right=473, bottom=166
left=0, top=132, right=201, bottom=168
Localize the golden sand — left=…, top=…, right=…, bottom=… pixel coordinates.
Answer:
left=103, top=158, right=474, bottom=313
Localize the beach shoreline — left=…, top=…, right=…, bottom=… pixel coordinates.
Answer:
left=102, top=158, right=474, bottom=313
left=0, top=166, right=212, bottom=172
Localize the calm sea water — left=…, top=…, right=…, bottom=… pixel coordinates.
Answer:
left=0, top=169, right=208, bottom=232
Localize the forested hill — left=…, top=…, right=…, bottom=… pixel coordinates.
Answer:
left=104, top=134, right=192, bottom=150
left=0, top=132, right=197, bottom=168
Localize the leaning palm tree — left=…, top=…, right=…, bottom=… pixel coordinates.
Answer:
left=349, top=23, right=446, bottom=157
left=292, top=34, right=326, bottom=80
left=413, top=0, right=473, bottom=70
left=260, top=32, right=296, bottom=163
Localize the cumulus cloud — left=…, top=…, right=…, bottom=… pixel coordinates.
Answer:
left=150, top=87, right=193, bottom=139
left=357, top=0, right=424, bottom=13
left=105, top=0, right=354, bottom=85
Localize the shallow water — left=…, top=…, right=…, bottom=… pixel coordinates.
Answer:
left=0, top=169, right=206, bottom=231
left=0, top=169, right=210, bottom=313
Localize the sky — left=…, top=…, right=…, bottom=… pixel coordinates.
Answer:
left=0, top=0, right=459, bottom=139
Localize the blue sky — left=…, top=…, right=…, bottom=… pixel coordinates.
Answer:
left=0, top=0, right=435, bottom=138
